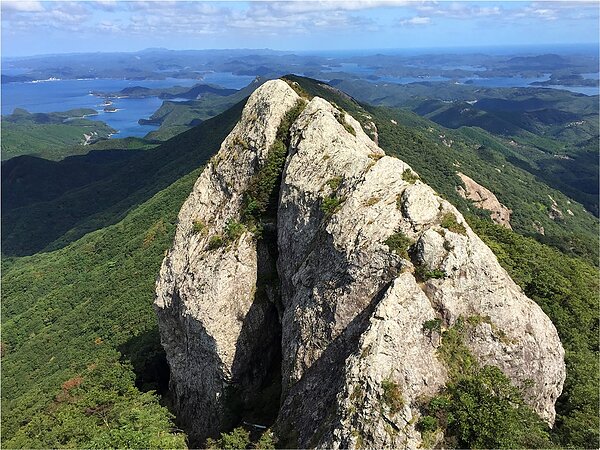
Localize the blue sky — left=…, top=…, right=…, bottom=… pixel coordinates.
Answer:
left=2, top=1, right=599, bottom=57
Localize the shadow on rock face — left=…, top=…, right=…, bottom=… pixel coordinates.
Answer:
left=274, top=279, right=393, bottom=449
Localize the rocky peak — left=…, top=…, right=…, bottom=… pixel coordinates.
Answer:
left=155, top=79, right=565, bottom=448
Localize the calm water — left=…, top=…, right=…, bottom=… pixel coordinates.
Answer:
left=323, top=62, right=375, bottom=75
left=201, top=72, right=255, bottom=89
left=582, top=72, right=600, bottom=80
left=319, top=63, right=598, bottom=96
left=540, top=85, right=599, bottom=96
left=2, top=68, right=597, bottom=140
left=458, top=74, right=598, bottom=95
left=1, top=73, right=253, bottom=138
left=378, top=75, right=452, bottom=83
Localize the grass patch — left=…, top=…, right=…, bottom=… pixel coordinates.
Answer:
left=422, top=366, right=554, bottom=449
left=465, top=315, right=513, bottom=345
left=335, top=111, right=357, bottom=136
left=418, top=317, right=555, bottom=448
left=192, top=219, right=207, bottom=235
left=436, top=319, right=477, bottom=379
left=277, top=100, right=307, bottom=143
left=396, top=194, right=403, bottom=210
left=321, top=195, right=346, bottom=217
left=418, top=416, right=440, bottom=449
left=364, top=197, right=380, bottom=206
left=350, top=384, right=364, bottom=404
left=232, top=135, right=248, bottom=149
left=241, top=100, right=306, bottom=231
left=202, top=220, right=248, bottom=249
left=351, top=430, right=364, bottom=449
left=282, top=78, right=312, bottom=100
left=418, top=415, right=438, bottom=433
left=225, top=220, right=246, bottom=242
left=415, top=264, right=446, bottom=281
left=440, top=213, right=467, bottom=235
left=381, top=379, right=404, bottom=414
left=210, top=153, right=223, bottom=167
left=384, top=231, right=412, bottom=259
left=207, top=234, right=225, bottom=250
left=401, top=168, right=419, bottom=184
left=422, top=318, right=442, bottom=335
left=326, top=176, right=343, bottom=191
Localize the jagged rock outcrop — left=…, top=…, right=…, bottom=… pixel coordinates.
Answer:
left=457, top=172, right=512, bottom=228
left=547, top=195, right=565, bottom=221
left=154, top=79, right=300, bottom=443
left=155, top=79, right=565, bottom=449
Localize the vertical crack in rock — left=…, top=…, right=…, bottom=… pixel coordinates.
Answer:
left=154, top=80, right=300, bottom=445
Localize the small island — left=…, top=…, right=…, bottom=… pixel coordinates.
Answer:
left=92, top=83, right=237, bottom=100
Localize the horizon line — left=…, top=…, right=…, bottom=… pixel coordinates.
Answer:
left=3, top=42, right=599, bottom=60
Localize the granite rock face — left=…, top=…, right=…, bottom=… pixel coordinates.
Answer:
left=154, top=79, right=300, bottom=442
left=155, top=80, right=565, bottom=448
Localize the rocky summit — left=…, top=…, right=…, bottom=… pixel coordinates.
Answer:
left=154, top=79, right=565, bottom=448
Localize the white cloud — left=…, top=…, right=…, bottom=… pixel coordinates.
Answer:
left=240, top=1, right=380, bottom=34
left=3, top=0, right=598, bottom=46
left=92, top=1, right=118, bottom=12
left=399, top=16, right=431, bottom=26
left=417, top=2, right=502, bottom=19
left=2, top=0, right=44, bottom=12
left=106, top=1, right=377, bottom=38
left=416, top=0, right=597, bottom=22
left=3, top=1, right=89, bottom=33
left=254, top=0, right=412, bottom=15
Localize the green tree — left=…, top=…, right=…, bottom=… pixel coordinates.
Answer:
left=206, top=427, right=251, bottom=449
left=436, top=366, right=554, bottom=449
left=4, top=355, right=186, bottom=449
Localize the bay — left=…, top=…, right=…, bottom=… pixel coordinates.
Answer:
left=1, top=72, right=254, bottom=138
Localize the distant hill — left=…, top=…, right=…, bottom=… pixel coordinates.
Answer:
left=329, top=79, right=600, bottom=217
left=141, top=77, right=267, bottom=140
left=159, top=83, right=237, bottom=99
left=1, top=74, right=34, bottom=83
left=505, top=53, right=568, bottom=69
left=2, top=150, right=144, bottom=211
left=2, top=100, right=245, bottom=256
left=1, top=109, right=117, bottom=161
left=92, top=83, right=237, bottom=99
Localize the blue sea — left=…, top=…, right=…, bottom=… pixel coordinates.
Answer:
left=2, top=68, right=597, bottom=139
left=1, top=73, right=255, bottom=138
left=319, top=64, right=599, bottom=95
